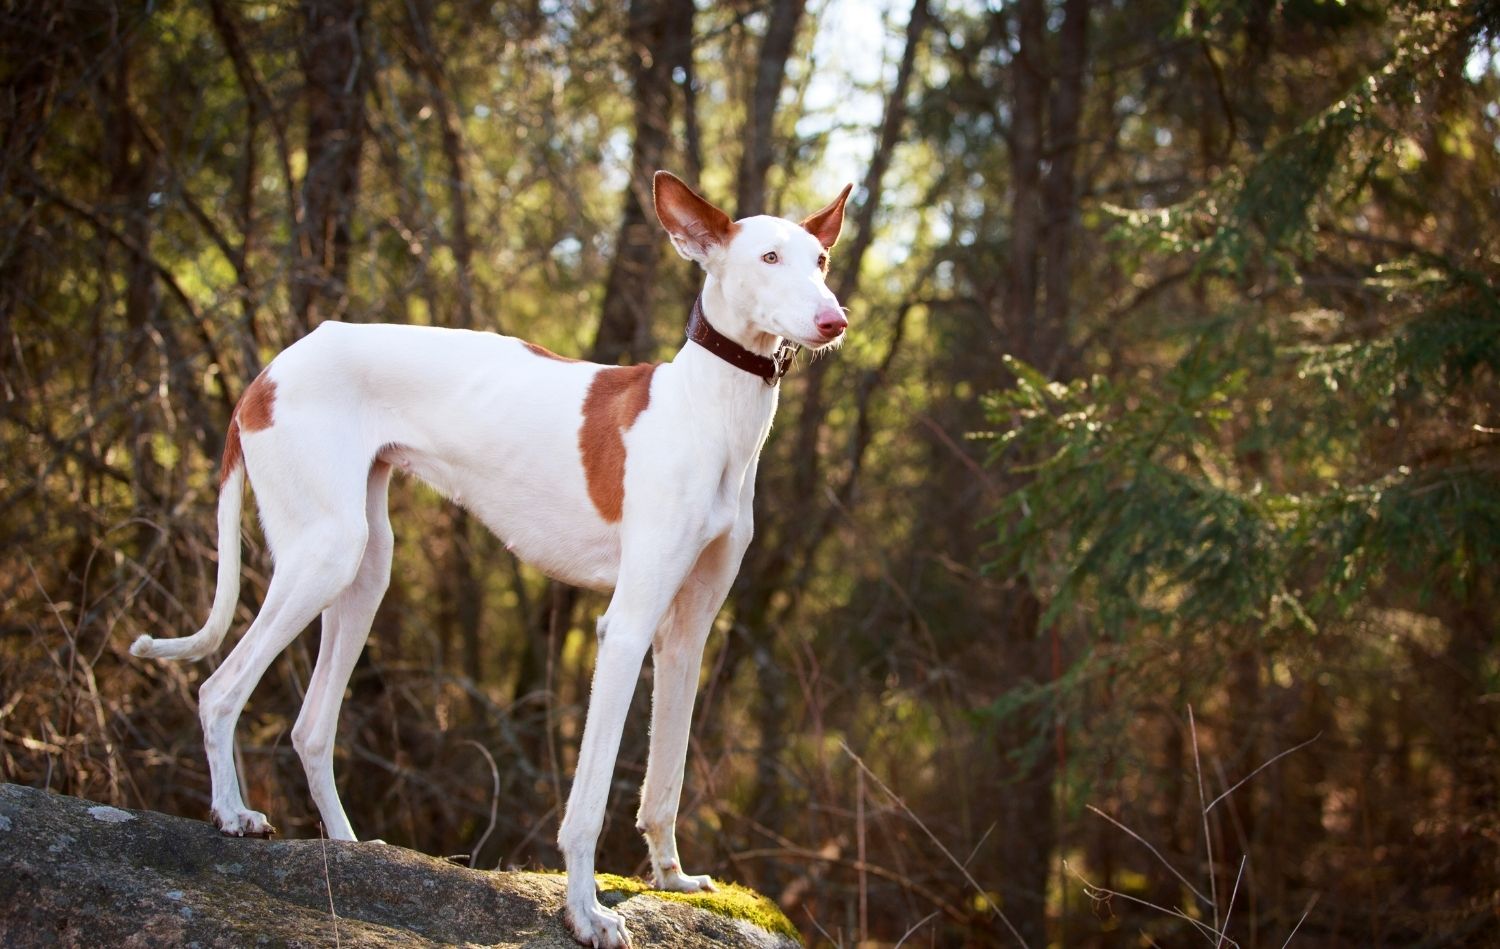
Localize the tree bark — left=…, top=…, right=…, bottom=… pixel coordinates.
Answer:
left=590, top=0, right=694, bottom=365
left=1039, top=0, right=1089, bottom=373
left=988, top=4, right=1093, bottom=941
left=734, top=0, right=805, bottom=218
left=292, top=0, right=368, bottom=332
left=1003, top=0, right=1045, bottom=356
left=102, top=29, right=167, bottom=555
left=0, top=0, right=63, bottom=382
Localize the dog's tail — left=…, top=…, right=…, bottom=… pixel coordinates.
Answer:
left=131, top=455, right=245, bottom=662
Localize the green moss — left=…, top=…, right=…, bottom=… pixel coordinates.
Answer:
left=576, top=873, right=801, bottom=943
left=519, top=870, right=798, bottom=942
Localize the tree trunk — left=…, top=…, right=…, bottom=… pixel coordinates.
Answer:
left=734, top=0, right=805, bottom=218
left=0, top=0, right=62, bottom=379
left=1220, top=648, right=1261, bottom=936
left=590, top=0, right=694, bottom=365
left=992, top=583, right=1056, bottom=946
left=1039, top=0, right=1088, bottom=373
left=1003, top=0, right=1045, bottom=354
left=988, top=1, right=1093, bottom=941
left=103, top=32, right=167, bottom=556
left=292, top=0, right=367, bottom=332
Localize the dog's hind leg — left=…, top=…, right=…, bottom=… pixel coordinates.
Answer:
left=198, top=456, right=373, bottom=837
left=291, top=460, right=395, bottom=842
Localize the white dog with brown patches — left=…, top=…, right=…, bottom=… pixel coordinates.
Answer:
left=132, top=171, right=851, bottom=947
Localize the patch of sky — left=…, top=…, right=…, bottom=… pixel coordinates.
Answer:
left=601, top=128, right=631, bottom=194
left=1464, top=35, right=1496, bottom=83
left=552, top=235, right=583, bottom=267
left=800, top=0, right=907, bottom=196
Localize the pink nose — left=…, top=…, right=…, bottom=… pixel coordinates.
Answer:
left=815, top=306, right=848, bottom=340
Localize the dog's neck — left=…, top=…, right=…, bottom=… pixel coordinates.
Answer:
left=695, top=280, right=782, bottom=358
left=670, top=289, right=783, bottom=449
left=685, top=296, right=795, bottom=385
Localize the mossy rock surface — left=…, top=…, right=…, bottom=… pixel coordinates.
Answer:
left=0, top=783, right=801, bottom=947
left=594, top=874, right=799, bottom=942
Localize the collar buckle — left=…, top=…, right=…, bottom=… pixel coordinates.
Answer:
left=768, top=341, right=798, bottom=385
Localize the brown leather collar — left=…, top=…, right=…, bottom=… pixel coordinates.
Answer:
left=686, top=295, right=798, bottom=385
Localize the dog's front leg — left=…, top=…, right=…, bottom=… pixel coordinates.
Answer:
left=558, top=542, right=701, bottom=948
left=636, top=529, right=748, bottom=893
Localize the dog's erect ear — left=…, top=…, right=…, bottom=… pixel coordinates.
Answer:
left=654, top=171, right=735, bottom=265
left=802, top=183, right=854, bottom=250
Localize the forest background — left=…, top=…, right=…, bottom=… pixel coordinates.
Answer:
left=2, top=0, right=1498, bottom=945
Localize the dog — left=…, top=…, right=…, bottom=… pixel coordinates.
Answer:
left=133, top=170, right=851, bottom=947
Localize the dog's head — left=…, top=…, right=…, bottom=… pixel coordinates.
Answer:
left=654, top=171, right=852, bottom=351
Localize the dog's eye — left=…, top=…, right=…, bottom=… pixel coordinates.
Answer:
left=817, top=253, right=828, bottom=270
left=761, top=251, right=779, bottom=264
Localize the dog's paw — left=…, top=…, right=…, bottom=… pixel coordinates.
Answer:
left=566, top=900, right=632, bottom=949
left=214, top=808, right=277, bottom=838
left=653, top=862, right=717, bottom=894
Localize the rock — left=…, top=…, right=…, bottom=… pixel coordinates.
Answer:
left=0, top=784, right=801, bottom=948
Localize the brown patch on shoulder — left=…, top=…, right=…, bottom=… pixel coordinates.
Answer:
left=219, top=370, right=277, bottom=486
left=522, top=340, right=581, bottom=363
left=579, top=364, right=657, bottom=522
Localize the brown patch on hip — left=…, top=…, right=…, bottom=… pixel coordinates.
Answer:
left=522, top=340, right=581, bottom=362
left=220, top=370, right=278, bottom=486
left=220, top=419, right=244, bottom=487
left=578, top=364, right=657, bottom=522
left=238, top=371, right=277, bottom=431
